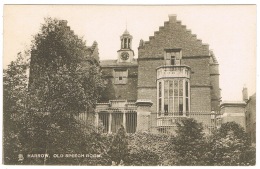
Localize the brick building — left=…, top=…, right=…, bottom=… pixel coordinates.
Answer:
left=220, top=87, right=256, bottom=144
left=96, top=15, right=221, bottom=134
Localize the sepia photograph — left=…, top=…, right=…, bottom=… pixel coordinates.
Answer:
left=2, top=4, right=257, bottom=166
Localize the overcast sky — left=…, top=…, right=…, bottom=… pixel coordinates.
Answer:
left=3, top=5, right=256, bottom=101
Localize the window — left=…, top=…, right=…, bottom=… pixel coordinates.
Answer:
left=158, top=79, right=190, bottom=116
left=171, top=56, right=175, bottom=65
left=185, top=81, right=189, bottom=112
left=158, top=82, right=162, bottom=115
left=114, top=69, right=128, bottom=84
left=164, top=49, right=182, bottom=66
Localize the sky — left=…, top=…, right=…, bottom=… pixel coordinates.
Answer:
left=3, top=5, right=256, bottom=101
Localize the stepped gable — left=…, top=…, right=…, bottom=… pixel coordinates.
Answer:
left=138, top=14, right=210, bottom=58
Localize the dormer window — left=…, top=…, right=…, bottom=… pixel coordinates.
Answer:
left=164, top=49, right=182, bottom=66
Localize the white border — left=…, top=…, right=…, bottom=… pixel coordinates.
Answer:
left=0, top=1, right=259, bottom=169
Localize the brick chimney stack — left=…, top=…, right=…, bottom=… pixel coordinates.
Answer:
left=242, top=85, right=248, bottom=102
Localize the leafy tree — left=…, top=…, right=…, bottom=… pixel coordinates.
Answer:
left=108, top=125, right=129, bottom=165
left=29, top=17, right=104, bottom=117
left=208, top=122, right=254, bottom=166
left=23, top=17, right=104, bottom=164
left=3, top=17, right=105, bottom=165
left=3, top=52, right=29, bottom=164
left=164, top=118, right=208, bottom=166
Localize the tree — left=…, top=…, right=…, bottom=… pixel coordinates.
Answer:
left=3, top=17, right=105, bottom=165
left=164, top=118, right=208, bottom=165
left=23, top=17, right=105, bottom=164
left=208, top=122, right=254, bottom=165
left=29, top=17, right=104, bottom=117
left=108, top=125, right=129, bottom=165
left=3, top=52, right=29, bottom=164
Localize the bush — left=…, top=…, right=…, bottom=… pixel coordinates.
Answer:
left=127, top=132, right=169, bottom=166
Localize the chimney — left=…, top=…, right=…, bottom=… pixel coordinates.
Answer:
left=169, top=14, right=177, bottom=23
left=242, top=86, right=248, bottom=102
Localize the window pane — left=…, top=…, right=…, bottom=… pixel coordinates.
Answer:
left=186, top=81, right=189, bottom=97
left=169, top=81, right=173, bottom=97
left=174, top=89, right=178, bottom=96
left=159, top=82, right=162, bottom=97
left=186, top=98, right=189, bottom=112
left=159, top=98, right=162, bottom=113
left=179, top=80, right=183, bottom=88
left=174, top=97, right=178, bottom=112
left=171, top=56, right=175, bottom=65
left=179, top=97, right=183, bottom=115
left=169, top=98, right=173, bottom=112
left=179, top=89, right=183, bottom=96
left=164, top=81, right=169, bottom=97
left=164, top=98, right=168, bottom=113
left=174, top=80, right=178, bottom=88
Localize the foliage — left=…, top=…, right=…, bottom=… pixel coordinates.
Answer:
left=163, top=118, right=208, bottom=166
left=29, top=17, right=104, bottom=116
left=108, top=125, right=129, bottom=165
left=23, top=17, right=104, bottom=164
left=3, top=52, right=29, bottom=164
left=127, top=147, right=159, bottom=166
left=127, top=132, right=169, bottom=166
left=207, top=122, right=254, bottom=166
left=3, top=17, right=105, bottom=165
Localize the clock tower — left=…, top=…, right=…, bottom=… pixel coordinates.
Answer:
left=117, top=29, right=134, bottom=63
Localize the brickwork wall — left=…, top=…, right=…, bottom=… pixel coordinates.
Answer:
left=137, top=88, right=157, bottom=113
left=210, top=63, right=221, bottom=111
left=137, top=60, right=164, bottom=87
left=190, top=87, right=211, bottom=111
left=182, top=57, right=210, bottom=86
left=100, top=66, right=138, bottom=102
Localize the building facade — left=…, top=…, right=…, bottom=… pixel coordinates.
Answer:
left=96, top=15, right=221, bottom=134
left=220, top=87, right=256, bottom=144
